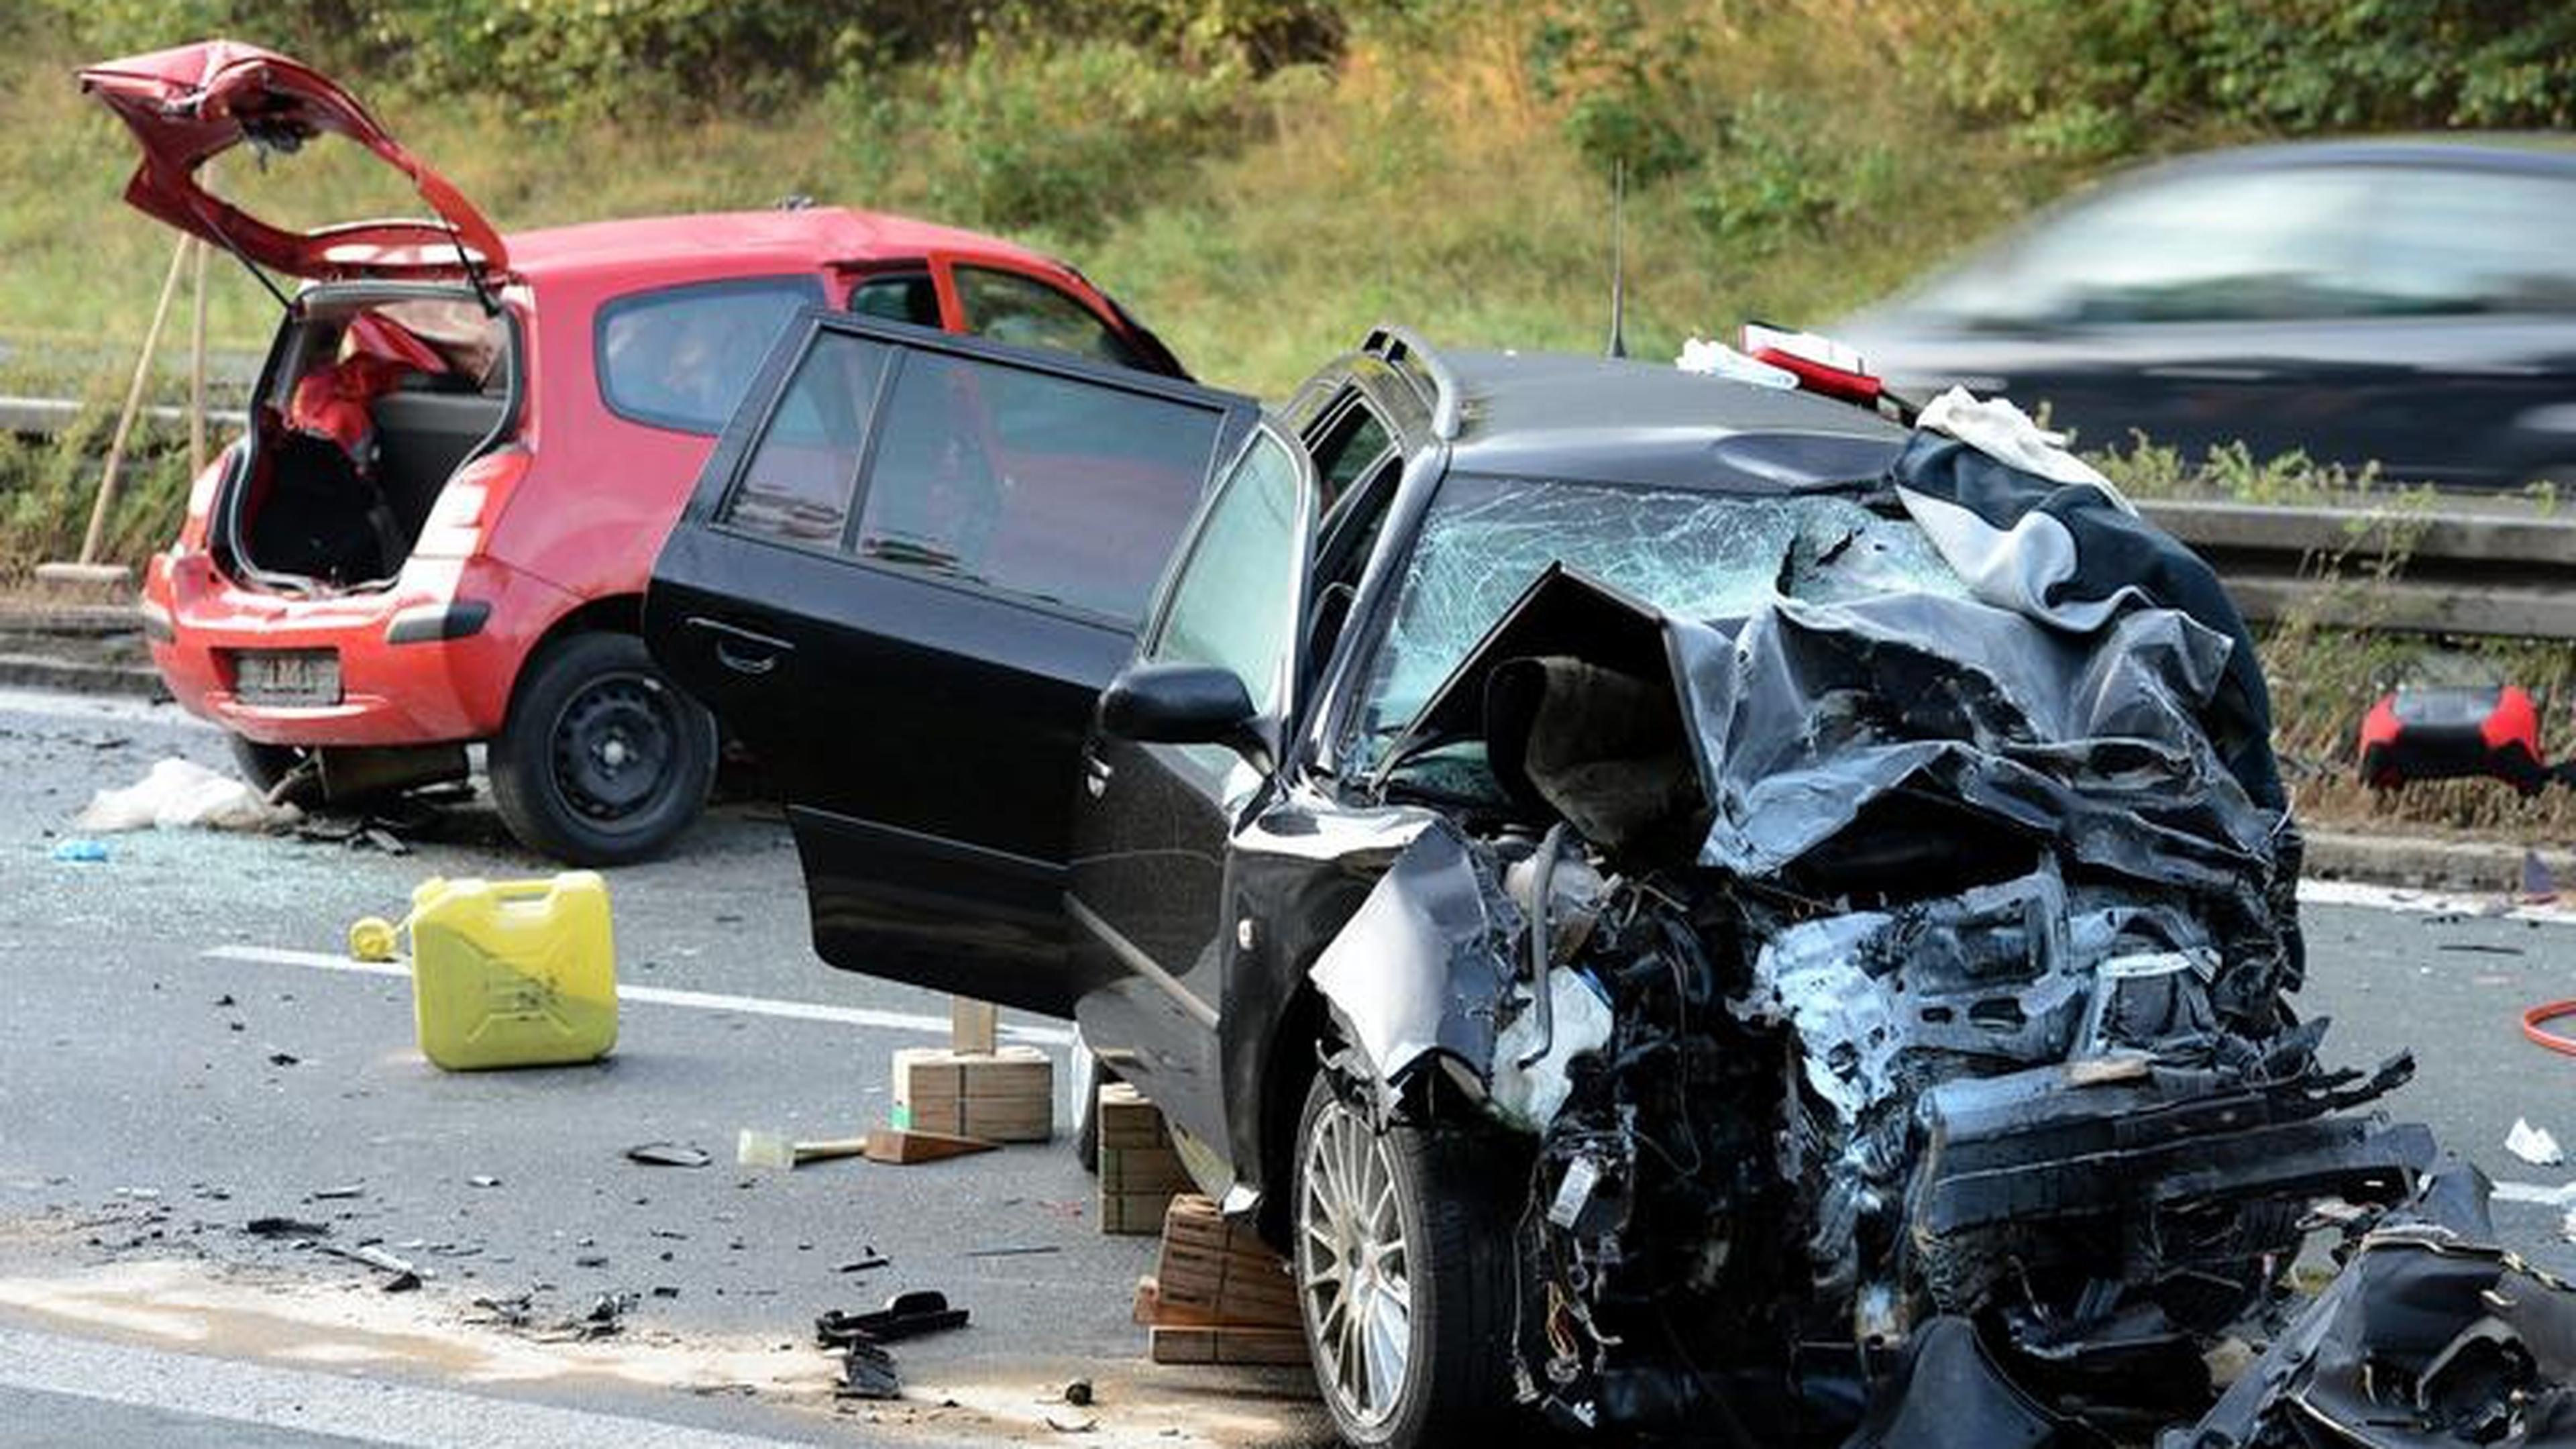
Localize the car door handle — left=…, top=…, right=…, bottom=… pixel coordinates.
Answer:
left=1083, top=749, right=1114, bottom=798
left=684, top=616, right=795, bottom=676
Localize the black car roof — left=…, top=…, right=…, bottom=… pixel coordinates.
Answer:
left=1433, top=348, right=1909, bottom=494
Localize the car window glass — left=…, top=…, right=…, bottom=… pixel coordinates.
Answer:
left=955, top=266, right=1140, bottom=369
left=2347, top=168, right=2576, bottom=315
left=1307, top=399, right=1393, bottom=511
left=717, top=333, right=888, bottom=547
left=855, top=350, right=1225, bottom=622
left=598, top=276, right=822, bottom=433
left=1348, top=478, right=1968, bottom=765
left=1152, top=431, right=1306, bottom=716
left=849, top=272, right=942, bottom=327
left=1909, top=168, right=2377, bottom=325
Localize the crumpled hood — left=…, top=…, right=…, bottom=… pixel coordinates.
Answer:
left=1415, top=564, right=2282, bottom=898
left=1675, top=587, right=2275, bottom=890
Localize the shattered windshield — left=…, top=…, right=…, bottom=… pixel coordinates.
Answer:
left=1350, top=474, right=1970, bottom=763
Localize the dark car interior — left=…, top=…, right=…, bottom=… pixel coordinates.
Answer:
left=227, top=292, right=514, bottom=591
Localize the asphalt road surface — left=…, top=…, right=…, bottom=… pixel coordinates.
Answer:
left=2, top=686, right=2572, bottom=1447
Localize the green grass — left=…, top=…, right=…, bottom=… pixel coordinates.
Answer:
left=0, top=7, right=2056, bottom=397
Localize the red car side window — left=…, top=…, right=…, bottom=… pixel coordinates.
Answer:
left=597, top=276, right=824, bottom=435
left=953, top=266, right=1140, bottom=370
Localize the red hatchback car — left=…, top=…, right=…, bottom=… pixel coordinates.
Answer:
left=87, top=40, right=1187, bottom=862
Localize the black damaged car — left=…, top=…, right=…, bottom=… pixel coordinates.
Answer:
left=645, top=317, right=2573, bottom=1448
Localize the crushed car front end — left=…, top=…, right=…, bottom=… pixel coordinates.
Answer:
left=1248, top=355, right=2509, bottom=1444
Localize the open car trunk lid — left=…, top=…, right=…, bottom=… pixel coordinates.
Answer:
left=80, top=39, right=507, bottom=283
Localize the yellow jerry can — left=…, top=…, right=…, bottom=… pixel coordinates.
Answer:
left=405, top=872, right=618, bottom=1071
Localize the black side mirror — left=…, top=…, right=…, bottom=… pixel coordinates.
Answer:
left=1099, top=661, right=1269, bottom=768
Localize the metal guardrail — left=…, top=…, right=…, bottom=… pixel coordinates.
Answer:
left=2140, top=498, right=2576, bottom=641
left=0, top=394, right=248, bottom=437
left=3, top=390, right=2568, bottom=640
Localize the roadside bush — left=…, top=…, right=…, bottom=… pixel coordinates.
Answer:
left=46, top=0, right=1351, bottom=125
left=0, top=399, right=194, bottom=583
left=1005, top=0, right=1354, bottom=72
left=1684, top=91, right=1900, bottom=254
left=1929, top=0, right=2576, bottom=156
left=846, top=38, right=1253, bottom=241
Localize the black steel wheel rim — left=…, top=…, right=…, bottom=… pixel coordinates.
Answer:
left=548, top=671, right=679, bottom=824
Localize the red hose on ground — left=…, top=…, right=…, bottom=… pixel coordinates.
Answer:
left=2526, top=999, right=2576, bottom=1057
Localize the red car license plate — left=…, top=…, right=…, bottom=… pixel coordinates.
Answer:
left=233, top=649, right=342, bottom=706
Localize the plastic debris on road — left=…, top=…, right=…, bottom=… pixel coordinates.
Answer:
left=2508, top=1116, right=2565, bottom=1167
left=73, top=756, right=299, bottom=833
left=49, top=838, right=110, bottom=863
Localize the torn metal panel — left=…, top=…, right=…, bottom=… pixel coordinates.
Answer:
left=1307, top=817, right=1522, bottom=1097
left=2168, top=1164, right=2576, bottom=1449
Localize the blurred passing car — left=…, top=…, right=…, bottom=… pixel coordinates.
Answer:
left=1837, top=138, right=2576, bottom=490
left=89, top=40, right=1184, bottom=863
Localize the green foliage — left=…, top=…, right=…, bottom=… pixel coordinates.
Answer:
left=1523, top=0, right=1697, bottom=182
left=1933, top=0, right=2576, bottom=157
left=47, top=0, right=1352, bottom=125
left=843, top=37, right=1255, bottom=242
left=1004, top=0, right=1354, bottom=72
left=0, top=391, right=194, bottom=582
left=1684, top=92, right=1900, bottom=254
left=2093, top=436, right=2390, bottom=506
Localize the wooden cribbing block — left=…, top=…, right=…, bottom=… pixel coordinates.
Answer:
left=1097, top=1081, right=1171, bottom=1149
left=861, top=1128, right=998, bottom=1164
left=1151, top=1194, right=1301, bottom=1328
left=1097, top=1083, right=1193, bottom=1234
left=1101, top=1145, right=1195, bottom=1196
left=1147, top=1324, right=1309, bottom=1366
left=891, top=1044, right=1054, bottom=1142
left=949, top=997, right=998, bottom=1055
left=1102, top=1189, right=1177, bottom=1235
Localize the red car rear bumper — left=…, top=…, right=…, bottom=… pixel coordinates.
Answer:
left=144, top=550, right=576, bottom=747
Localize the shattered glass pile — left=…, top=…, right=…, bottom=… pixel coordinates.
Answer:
left=1311, top=433, right=2576, bottom=1444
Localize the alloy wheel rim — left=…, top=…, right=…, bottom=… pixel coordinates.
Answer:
left=550, top=673, right=676, bottom=822
left=1297, top=1093, right=1413, bottom=1430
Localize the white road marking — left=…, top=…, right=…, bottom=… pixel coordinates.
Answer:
left=0, top=1324, right=814, bottom=1449
left=2297, top=877, right=2576, bottom=926
left=0, top=687, right=203, bottom=728
left=2493, top=1179, right=2576, bottom=1208
left=201, top=943, right=1073, bottom=1046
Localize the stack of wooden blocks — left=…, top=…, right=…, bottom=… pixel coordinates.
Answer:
left=1135, top=1193, right=1306, bottom=1365
left=1097, top=1082, right=1195, bottom=1234
left=890, top=1044, right=1054, bottom=1143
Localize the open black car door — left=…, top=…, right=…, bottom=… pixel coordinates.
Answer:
left=645, top=311, right=1257, bottom=1014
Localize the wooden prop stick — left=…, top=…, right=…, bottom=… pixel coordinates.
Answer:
left=950, top=996, right=998, bottom=1056
left=188, top=237, right=209, bottom=476
left=77, top=233, right=190, bottom=566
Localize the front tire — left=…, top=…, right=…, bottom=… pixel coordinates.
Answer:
left=1293, top=1072, right=1523, bottom=1449
left=489, top=632, right=716, bottom=865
